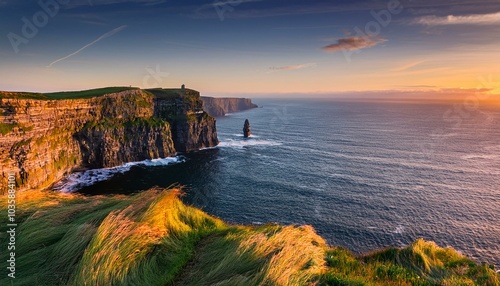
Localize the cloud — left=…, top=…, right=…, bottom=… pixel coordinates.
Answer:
left=268, top=63, right=317, bottom=72
left=322, top=36, right=386, bottom=52
left=193, top=1, right=405, bottom=19
left=391, top=61, right=426, bottom=72
left=414, top=12, right=500, bottom=25
left=192, top=1, right=500, bottom=20
left=48, top=25, right=127, bottom=67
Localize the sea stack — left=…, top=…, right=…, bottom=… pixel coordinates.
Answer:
left=243, top=119, right=251, bottom=138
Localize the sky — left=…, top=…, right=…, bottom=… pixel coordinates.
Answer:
left=0, top=0, right=499, bottom=99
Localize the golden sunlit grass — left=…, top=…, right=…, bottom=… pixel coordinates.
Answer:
left=176, top=224, right=327, bottom=285
left=71, top=188, right=225, bottom=286
left=1, top=188, right=498, bottom=286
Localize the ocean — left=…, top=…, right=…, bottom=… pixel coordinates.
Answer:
left=55, top=99, right=500, bottom=267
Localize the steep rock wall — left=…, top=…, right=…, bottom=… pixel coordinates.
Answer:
left=150, top=89, right=219, bottom=152
left=200, top=97, right=257, bottom=117
left=75, top=118, right=175, bottom=168
left=0, top=89, right=218, bottom=193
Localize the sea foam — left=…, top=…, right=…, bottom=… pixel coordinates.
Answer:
left=218, top=138, right=282, bottom=148
left=53, top=156, right=184, bottom=193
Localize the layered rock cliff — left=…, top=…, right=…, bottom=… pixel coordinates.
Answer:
left=150, top=89, right=218, bottom=152
left=0, top=88, right=218, bottom=193
left=201, top=97, right=257, bottom=117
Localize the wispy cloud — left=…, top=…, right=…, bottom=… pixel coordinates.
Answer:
left=67, top=0, right=166, bottom=7
left=268, top=63, right=317, bottom=72
left=392, top=85, right=438, bottom=90
left=192, top=1, right=500, bottom=20
left=392, top=67, right=451, bottom=77
left=391, top=61, right=426, bottom=72
left=47, top=25, right=127, bottom=67
left=322, top=36, right=386, bottom=53
left=193, top=1, right=416, bottom=19
left=414, top=12, right=500, bottom=25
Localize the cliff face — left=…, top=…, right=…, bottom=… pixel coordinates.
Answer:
left=150, top=89, right=219, bottom=152
left=201, top=97, right=257, bottom=117
left=75, top=118, right=176, bottom=168
left=0, top=89, right=218, bottom=193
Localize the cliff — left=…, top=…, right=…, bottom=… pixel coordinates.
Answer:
left=150, top=89, right=218, bottom=152
left=0, top=88, right=218, bottom=193
left=201, top=96, right=257, bottom=117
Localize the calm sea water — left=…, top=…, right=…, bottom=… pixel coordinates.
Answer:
left=69, top=99, right=500, bottom=267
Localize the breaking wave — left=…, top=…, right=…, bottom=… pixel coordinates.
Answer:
left=53, top=157, right=184, bottom=193
left=218, top=138, right=282, bottom=148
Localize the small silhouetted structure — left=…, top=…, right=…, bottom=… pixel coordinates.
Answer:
left=243, top=119, right=251, bottom=138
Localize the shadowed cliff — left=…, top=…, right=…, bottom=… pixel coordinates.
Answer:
left=0, top=87, right=218, bottom=193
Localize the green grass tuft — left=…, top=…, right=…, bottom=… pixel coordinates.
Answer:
left=0, top=122, right=19, bottom=135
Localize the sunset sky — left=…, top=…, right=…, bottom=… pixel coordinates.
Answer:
left=1, top=0, right=499, bottom=97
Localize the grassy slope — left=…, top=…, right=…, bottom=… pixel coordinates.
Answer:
left=0, top=189, right=498, bottom=286
left=0, top=87, right=138, bottom=100
left=146, top=88, right=185, bottom=99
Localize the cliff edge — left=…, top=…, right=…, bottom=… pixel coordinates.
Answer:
left=0, top=87, right=218, bottom=193
left=201, top=97, right=257, bottom=117
left=1, top=188, right=497, bottom=285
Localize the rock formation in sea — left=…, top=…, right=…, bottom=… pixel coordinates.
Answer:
left=243, top=119, right=251, bottom=138
left=201, top=97, right=257, bottom=117
left=0, top=88, right=218, bottom=193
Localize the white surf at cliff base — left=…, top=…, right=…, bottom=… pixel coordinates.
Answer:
left=53, top=156, right=184, bottom=193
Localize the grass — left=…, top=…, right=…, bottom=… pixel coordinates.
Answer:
left=318, top=239, right=499, bottom=286
left=0, top=92, right=47, bottom=99
left=176, top=224, right=327, bottom=285
left=0, top=122, right=34, bottom=135
left=81, top=117, right=168, bottom=131
left=1, top=188, right=498, bottom=286
left=44, top=87, right=139, bottom=99
left=124, top=117, right=168, bottom=128
left=146, top=88, right=202, bottom=106
left=146, top=88, right=199, bottom=99
left=0, top=188, right=225, bottom=286
left=0, top=122, right=19, bottom=135
left=0, top=87, right=138, bottom=100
